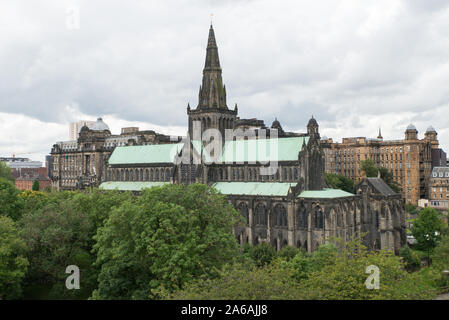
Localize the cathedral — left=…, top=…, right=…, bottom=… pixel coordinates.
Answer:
left=51, top=25, right=406, bottom=253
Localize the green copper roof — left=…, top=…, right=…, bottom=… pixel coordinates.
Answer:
left=191, top=140, right=213, bottom=163
left=108, top=143, right=184, bottom=165
left=218, top=137, right=309, bottom=163
left=99, top=181, right=171, bottom=191
left=212, top=182, right=295, bottom=196
left=298, top=188, right=354, bottom=199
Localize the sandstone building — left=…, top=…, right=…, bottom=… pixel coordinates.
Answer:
left=321, top=125, right=443, bottom=205
left=428, top=166, right=449, bottom=210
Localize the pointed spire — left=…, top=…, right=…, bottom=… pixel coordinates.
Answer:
left=377, top=127, right=383, bottom=139
left=204, top=24, right=221, bottom=72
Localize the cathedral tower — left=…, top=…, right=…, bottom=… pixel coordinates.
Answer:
left=187, top=25, right=237, bottom=142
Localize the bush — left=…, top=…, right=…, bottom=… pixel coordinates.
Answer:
left=247, top=243, right=277, bottom=267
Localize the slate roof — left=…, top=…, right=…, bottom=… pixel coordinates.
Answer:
left=365, top=177, right=396, bottom=195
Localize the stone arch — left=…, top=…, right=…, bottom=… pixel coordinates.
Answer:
left=273, top=203, right=287, bottom=227
left=237, top=202, right=249, bottom=225
left=255, top=203, right=267, bottom=226
left=314, top=205, right=324, bottom=229
left=297, top=202, right=308, bottom=229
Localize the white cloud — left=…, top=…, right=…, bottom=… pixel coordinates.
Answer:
left=1, top=0, right=449, bottom=161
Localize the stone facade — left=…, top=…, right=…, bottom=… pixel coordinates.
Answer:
left=50, top=120, right=181, bottom=190
left=428, top=167, right=449, bottom=211
left=321, top=124, right=440, bottom=205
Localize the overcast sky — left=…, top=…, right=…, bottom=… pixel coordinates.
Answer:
left=1, top=0, right=449, bottom=163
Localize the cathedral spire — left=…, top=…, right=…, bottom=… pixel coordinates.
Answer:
left=196, top=25, right=227, bottom=110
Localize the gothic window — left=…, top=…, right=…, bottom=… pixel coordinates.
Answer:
left=145, top=169, right=149, bottom=181
left=314, top=206, right=324, bottom=229
left=289, top=168, right=293, bottom=181
left=275, top=169, right=280, bottom=180
left=255, top=203, right=267, bottom=226
left=240, top=168, right=244, bottom=180
left=294, top=168, right=299, bottom=180
left=283, top=168, right=287, bottom=181
left=273, top=204, right=287, bottom=227
left=297, top=204, right=308, bottom=229
left=125, top=170, right=129, bottom=181
left=248, top=168, right=252, bottom=180
left=166, top=168, right=171, bottom=181
left=150, top=169, right=154, bottom=181
left=238, top=202, right=249, bottom=225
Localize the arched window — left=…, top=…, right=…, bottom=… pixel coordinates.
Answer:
left=145, top=169, right=149, bottom=181
left=248, top=168, right=252, bottom=181
left=255, top=203, right=267, bottom=226
left=289, top=167, right=293, bottom=180
left=314, top=206, right=324, bottom=229
left=297, top=204, right=308, bottom=229
left=150, top=169, right=154, bottom=181
left=240, top=168, right=244, bottom=180
left=283, top=167, right=287, bottom=181
left=238, top=202, right=249, bottom=225
left=166, top=168, right=171, bottom=181
left=274, top=204, right=287, bottom=227
left=294, top=168, right=299, bottom=180
left=125, top=170, right=129, bottom=181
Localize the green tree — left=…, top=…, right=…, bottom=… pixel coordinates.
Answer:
left=92, top=184, right=241, bottom=299
left=19, top=201, right=96, bottom=299
left=247, top=243, right=277, bottom=267
left=166, top=262, right=304, bottom=300
left=360, top=159, right=378, bottom=177
left=0, top=161, right=14, bottom=182
left=0, top=177, right=23, bottom=221
left=325, top=173, right=354, bottom=193
left=32, top=180, right=40, bottom=191
left=378, top=167, right=400, bottom=192
left=411, top=207, right=446, bottom=265
left=299, top=237, right=437, bottom=299
left=0, top=216, right=29, bottom=299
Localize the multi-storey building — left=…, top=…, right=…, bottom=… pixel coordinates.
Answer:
left=322, top=126, right=440, bottom=205
left=69, top=120, right=96, bottom=140
left=50, top=120, right=182, bottom=190
left=428, top=167, right=449, bottom=210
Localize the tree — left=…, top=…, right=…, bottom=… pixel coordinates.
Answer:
left=92, top=184, right=241, bottom=299
left=299, top=237, right=437, bottom=299
left=0, top=216, right=29, bottom=299
left=247, top=243, right=277, bottom=267
left=166, top=262, right=304, bottom=300
left=325, top=173, right=354, bottom=193
left=19, top=201, right=96, bottom=299
left=32, top=180, right=40, bottom=191
left=0, top=161, right=14, bottom=182
left=360, top=159, right=378, bottom=177
left=411, top=207, right=446, bottom=265
left=0, top=177, right=23, bottom=221
left=378, top=167, right=400, bottom=192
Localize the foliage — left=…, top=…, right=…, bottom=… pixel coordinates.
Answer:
left=32, top=180, right=40, bottom=191
left=0, top=161, right=14, bottom=182
left=92, top=184, right=241, bottom=300
left=360, top=159, right=378, bottom=177
left=325, top=173, right=354, bottom=193
left=399, top=245, right=422, bottom=271
left=247, top=243, right=277, bottom=267
left=299, top=237, right=437, bottom=299
left=165, top=262, right=304, bottom=300
left=19, top=201, right=96, bottom=299
left=378, top=167, right=400, bottom=192
left=406, top=203, right=420, bottom=215
left=277, top=246, right=301, bottom=261
left=360, top=159, right=399, bottom=192
left=411, top=207, right=446, bottom=257
left=0, top=177, right=23, bottom=221
left=0, top=216, right=29, bottom=299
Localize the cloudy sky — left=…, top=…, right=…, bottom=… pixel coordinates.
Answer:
left=1, top=0, right=449, bottom=163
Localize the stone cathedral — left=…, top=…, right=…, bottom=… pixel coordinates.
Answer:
left=51, top=25, right=406, bottom=253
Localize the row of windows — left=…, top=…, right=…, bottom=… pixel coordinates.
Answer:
left=215, top=167, right=299, bottom=181
left=108, top=168, right=172, bottom=182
